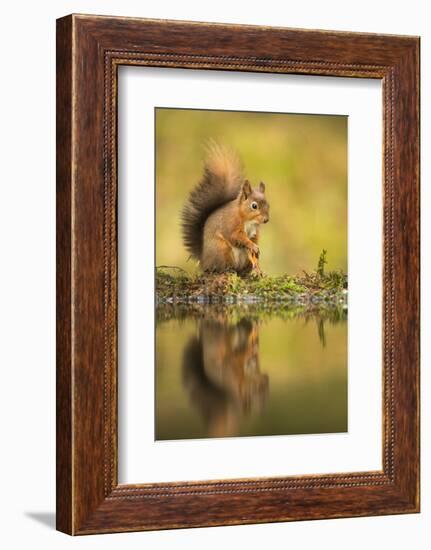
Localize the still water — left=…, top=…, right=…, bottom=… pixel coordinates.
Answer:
left=156, top=306, right=347, bottom=440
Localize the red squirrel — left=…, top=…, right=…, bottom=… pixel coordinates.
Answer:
left=181, top=142, right=269, bottom=275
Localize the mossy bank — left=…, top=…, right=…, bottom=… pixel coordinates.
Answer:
left=156, top=252, right=347, bottom=313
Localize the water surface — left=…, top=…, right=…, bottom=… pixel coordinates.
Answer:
left=156, top=305, right=347, bottom=440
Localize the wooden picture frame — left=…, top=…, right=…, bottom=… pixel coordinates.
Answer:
left=56, top=14, right=420, bottom=535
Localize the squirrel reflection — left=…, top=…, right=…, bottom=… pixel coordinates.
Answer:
left=182, top=317, right=269, bottom=438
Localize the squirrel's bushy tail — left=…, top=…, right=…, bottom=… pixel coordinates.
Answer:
left=181, top=141, right=244, bottom=260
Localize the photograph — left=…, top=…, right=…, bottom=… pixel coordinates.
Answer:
left=0, top=1, right=423, bottom=544
left=155, top=107, right=348, bottom=440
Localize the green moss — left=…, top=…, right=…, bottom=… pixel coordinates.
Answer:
left=156, top=260, right=347, bottom=312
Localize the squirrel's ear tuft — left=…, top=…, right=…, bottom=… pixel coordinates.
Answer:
left=241, top=180, right=252, bottom=200
left=259, top=181, right=266, bottom=194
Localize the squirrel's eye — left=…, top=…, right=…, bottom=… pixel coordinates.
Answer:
left=251, top=202, right=258, bottom=210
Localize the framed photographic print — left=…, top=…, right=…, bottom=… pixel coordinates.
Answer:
left=56, top=14, right=420, bottom=535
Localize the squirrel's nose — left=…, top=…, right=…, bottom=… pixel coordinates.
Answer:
left=263, top=216, right=269, bottom=224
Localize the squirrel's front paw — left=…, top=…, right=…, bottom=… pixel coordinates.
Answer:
left=250, top=243, right=259, bottom=257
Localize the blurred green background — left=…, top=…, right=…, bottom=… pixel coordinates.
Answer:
left=155, top=108, right=347, bottom=275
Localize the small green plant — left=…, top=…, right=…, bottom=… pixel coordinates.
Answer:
left=317, top=249, right=328, bottom=277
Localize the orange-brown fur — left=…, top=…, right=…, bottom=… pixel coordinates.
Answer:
left=182, top=143, right=269, bottom=275
left=201, top=181, right=268, bottom=274
left=182, top=317, right=268, bottom=437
